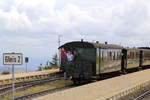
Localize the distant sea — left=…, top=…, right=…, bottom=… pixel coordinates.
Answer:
left=0, top=65, right=38, bottom=73
left=0, top=56, right=51, bottom=74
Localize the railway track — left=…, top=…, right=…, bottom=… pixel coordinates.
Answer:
left=13, top=83, right=73, bottom=100
left=0, top=72, right=61, bottom=88
left=0, top=72, right=67, bottom=100
left=134, top=89, right=150, bottom=100
left=132, top=85, right=150, bottom=100
left=0, top=77, right=63, bottom=96
left=2, top=68, right=148, bottom=100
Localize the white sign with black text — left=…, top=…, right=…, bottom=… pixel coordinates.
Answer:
left=3, top=53, right=23, bottom=65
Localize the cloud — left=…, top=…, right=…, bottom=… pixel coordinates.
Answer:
left=0, top=0, right=150, bottom=68
left=0, top=0, right=149, bottom=38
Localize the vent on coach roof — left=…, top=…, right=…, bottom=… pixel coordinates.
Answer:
left=105, top=42, right=108, bottom=44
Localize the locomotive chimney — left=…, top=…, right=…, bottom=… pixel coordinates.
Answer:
left=81, top=39, right=83, bottom=42
left=105, top=42, right=108, bottom=44
left=96, top=41, right=99, bottom=43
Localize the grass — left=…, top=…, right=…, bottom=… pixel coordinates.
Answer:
left=0, top=68, right=59, bottom=86
left=0, top=75, right=50, bottom=86
left=2, top=80, right=73, bottom=99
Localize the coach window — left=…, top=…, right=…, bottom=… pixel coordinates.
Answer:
left=129, top=52, right=132, bottom=59
left=132, top=52, right=135, bottom=59
left=129, top=52, right=131, bottom=59
left=130, top=52, right=133, bottom=59
left=129, top=52, right=133, bottom=59
left=113, top=51, right=116, bottom=60
left=116, top=51, right=118, bottom=60
left=116, top=51, right=119, bottom=60
left=106, top=50, right=108, bottom=61
left=104, top=50, right=106, bottom=61
left=101, top=49, right=106, bottom=61
left=101, top=50, right=104, bottom=61
left=127, top=52, right=130, bottom=59
left=118, top=51, right=120, bottom=60
left=117, top=51, right=120, bottom=60
left=116, top=52, right=118, bottom=60
left=115, top=50, right=118, bottom=60
left=133, top=52, right=135, bottom=59
left=136, top=52, right=139, bottom=59
left=109, top=51, right=112, bottom=60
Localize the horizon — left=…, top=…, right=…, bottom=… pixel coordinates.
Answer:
left=1, top=0, right=150, bottom=71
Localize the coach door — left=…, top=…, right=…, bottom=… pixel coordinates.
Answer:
left=121, top=49, right=127, bottom=72
left=139, top=50, right=143, bottom=67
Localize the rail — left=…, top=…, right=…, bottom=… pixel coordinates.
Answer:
left=0, top=77, right=63, bottom=98
left=103, top=80, right=150, bottom=100
left=14, top=84, right=73, bottom=100
left=0, top=71, right=60, bottom=86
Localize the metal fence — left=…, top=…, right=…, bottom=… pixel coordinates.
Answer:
left=105, top=80, right=150, bottom=100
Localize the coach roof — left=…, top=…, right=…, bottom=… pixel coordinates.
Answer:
left=59, top=41, right=123, bottom=49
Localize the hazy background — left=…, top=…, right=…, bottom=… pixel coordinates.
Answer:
left=0, top=0, right=150, bottom=72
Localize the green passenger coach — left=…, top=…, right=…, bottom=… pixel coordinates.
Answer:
left=59, top=41, right=150, bottom=84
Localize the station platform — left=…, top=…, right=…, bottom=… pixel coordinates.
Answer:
left=34, top=69, right=150, bottom=100
left=0, top=69, right=59, bottom=81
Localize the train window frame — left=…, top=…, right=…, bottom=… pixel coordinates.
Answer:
left=109, top=51, right=112, bottom=60
left=113, top=51, right=115, bottom=60
left=133, top=52, right=135, bottom=59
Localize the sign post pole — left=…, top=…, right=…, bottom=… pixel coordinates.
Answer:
left=3, top=53, right=23, bottom=100
left=12, top=64, right=15, bottom=100
left=26, top=63, right=27, bottom=72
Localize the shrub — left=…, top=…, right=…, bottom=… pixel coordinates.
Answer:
left=1, top=71, right=10, bottom=75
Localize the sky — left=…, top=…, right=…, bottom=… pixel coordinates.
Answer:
left=0, top=0, right=150, bottom=70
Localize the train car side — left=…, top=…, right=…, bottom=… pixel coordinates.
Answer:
left=125, top=49, right=150, bottom=70
left=142, top=49, right=150, bottom=66
left=126, top=49, right=140, bottom=69
left=59, top=41, right=150, bottom=84
left=95, top=45, right=123, bottom=75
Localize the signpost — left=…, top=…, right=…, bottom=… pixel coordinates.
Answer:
left=3, top=53, right=23, bottom=100
left=25, top=57, right=29, bottom=72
